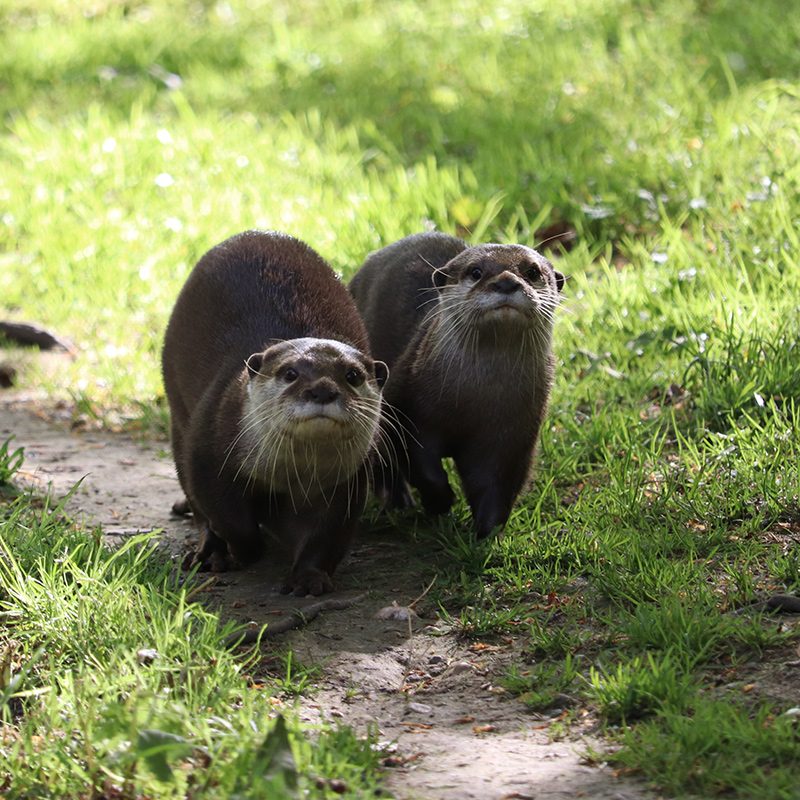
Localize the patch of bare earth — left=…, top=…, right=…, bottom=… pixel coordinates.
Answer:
left=1, top=397, right=656, bottom=800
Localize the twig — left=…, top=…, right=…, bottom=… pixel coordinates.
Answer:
left=225, top=593, right=366, bottom=648
left=730, top=593, right=800, bottom=616
left=0, top=321, right=76, bottom=354
left=408, top=575, right=437, bottom=610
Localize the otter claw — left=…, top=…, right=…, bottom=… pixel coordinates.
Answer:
left=281, top=567, right=334, bottom=597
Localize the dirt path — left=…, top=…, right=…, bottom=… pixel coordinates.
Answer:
left=1, top=398, right=654, bottom=800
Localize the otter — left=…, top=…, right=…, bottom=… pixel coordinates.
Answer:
left=162, top=230, right=387, bottom=595
left=349, top=231, right=564, bottom=539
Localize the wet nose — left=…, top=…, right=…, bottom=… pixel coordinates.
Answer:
left=303, top=381, right=340, bottom=404
left=491, top=275, right=521, bottom=295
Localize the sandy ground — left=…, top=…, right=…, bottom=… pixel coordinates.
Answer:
left=1, top=396, right=656, bottom=800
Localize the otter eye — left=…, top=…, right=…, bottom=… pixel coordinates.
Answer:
left=527, top=265, right=541, bottom=282
left=468, top=267, right=483, bottom=281
left=345, top=368, right=364, bottom=387
left=283, top=367, right=299, bottom=383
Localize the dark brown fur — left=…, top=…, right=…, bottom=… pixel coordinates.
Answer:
left=349, top=231, right=564, bottom=539
left=162, top=230, right=385, bottom=595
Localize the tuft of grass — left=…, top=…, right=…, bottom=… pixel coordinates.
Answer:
left=586, top=651, right=697, bottom=724
left=610, top=699, right=800, bottom=800
left=0, top=439, right=24, bottom=486
left=616, top=597, right=792, bottom=667
left=524, top=614, right=588, bottom=660
left=502, top=654, right=582, bottom=713
left=684, top=319, right=800, bottom=430
left=270, top=650, right=322, bottom=698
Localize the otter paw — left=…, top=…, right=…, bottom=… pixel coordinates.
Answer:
left=182, top=549, right=235, bottom=573
left=280, top=567, right=334, bottom=597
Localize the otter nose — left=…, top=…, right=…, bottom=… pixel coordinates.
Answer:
left=490, top=276, right=520, bottom=295
left=303, top=381, right=340, bottom=405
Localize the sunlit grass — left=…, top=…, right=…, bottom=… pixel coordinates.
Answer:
left=3, top=0, right=800, bottom=796
left=0, top=485, right=385, bottom=798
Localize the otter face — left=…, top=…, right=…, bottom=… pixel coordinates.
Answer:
left=434, top=244, right=564, bottom=330
left=237, top=338, right=387, bottom=497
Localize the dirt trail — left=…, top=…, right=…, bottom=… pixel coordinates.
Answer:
left=1, top=398, right=654, bottom=800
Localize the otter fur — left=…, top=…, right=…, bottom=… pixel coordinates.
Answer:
left=349, top=231, right=563, bottom=539
left=162, top=230, right=387, bottom=595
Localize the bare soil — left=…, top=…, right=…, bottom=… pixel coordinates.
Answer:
left=1, top=396, right=656, bottom=800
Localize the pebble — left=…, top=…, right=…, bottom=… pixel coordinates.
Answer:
left=136, top=648, right=159, bottom=665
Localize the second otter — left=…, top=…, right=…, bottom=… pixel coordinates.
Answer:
left=349, top=232, right=564, bottom=539
left=162, top=230, right=387, bottom=595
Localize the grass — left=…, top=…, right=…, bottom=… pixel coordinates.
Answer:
left=612, top=700, right=800, bottom=799
left=3, top=0, right=800, bottom=797
left=0, top=466, right=384, bottom=797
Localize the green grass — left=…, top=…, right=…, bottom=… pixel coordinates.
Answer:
left=611, top=700, right=800, bottom=799
left=3, top=0, right=800, bottom=797
left=0, top=479, right=384, bottom=798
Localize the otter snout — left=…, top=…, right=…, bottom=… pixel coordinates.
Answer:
left=302, top=379, right=340, bottom=405
left=489, top=273, right=522, bottom=295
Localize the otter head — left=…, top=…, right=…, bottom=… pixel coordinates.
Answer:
left=432, top=244, right=565, bottom=335
left=239, top=338, right=387, bottom=498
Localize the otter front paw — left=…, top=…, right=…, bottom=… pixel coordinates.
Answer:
left=183, top=525, right=240, bottom=572
left=182, top=547, right=235, bottom=573
left=280, top=567, right=334, bottom=597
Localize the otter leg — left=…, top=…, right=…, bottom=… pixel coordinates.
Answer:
left=373, top=412, right=415, bottom=510
left=183, top=523, right=234, bottom=572
left=407, top=438, right=453, bottom=516
left=456, top=447, right=531, bottom=540
left=280, top=478, right=367, bottom=596
left=371, top=450, right=414, bottom=510
left=185, top=488, right=264, bottom=571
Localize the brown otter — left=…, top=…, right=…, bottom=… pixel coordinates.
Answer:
left=349, top=231, right=564, bottom=539
left=162, top=230, right=387, bottom=595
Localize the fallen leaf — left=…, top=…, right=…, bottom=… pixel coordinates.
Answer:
left=472, top=724, right=497, bottom=734
left=469, top=643, right=500, bottom=653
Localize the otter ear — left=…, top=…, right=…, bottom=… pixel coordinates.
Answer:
left=373, top=360, right=389, bottom=388
left=246, top=341, right=288, bottom=378
left=245, top=352, right=264, bottom=378
left=554, top=270, right=566, bottom=292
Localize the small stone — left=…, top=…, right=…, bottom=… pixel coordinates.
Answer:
left=407, top=701, right=433, bottom=715
left=376, top=604, right=418, bottom=621
left=136, top=648, right=159, bottom=665
left=449, top=661, right=473, bottom=675
left=428, top=655, right=446, bottom=665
